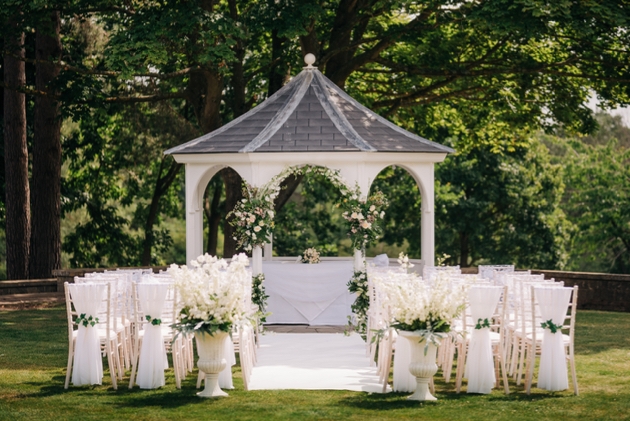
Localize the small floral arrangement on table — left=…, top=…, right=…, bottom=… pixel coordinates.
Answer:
left=341, top=190, right=388, bottom=250
left=398, top=252, right=415, bottom=272
left=375, top=272, right=468, bottom=350
left=301, top=247, right=321, bottom=264
left=228, top=184, right=277, bottom=252
left=167, top=253, right=252, bottom=336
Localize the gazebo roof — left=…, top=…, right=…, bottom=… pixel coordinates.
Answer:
left=165, top=64, right=454, bottom=155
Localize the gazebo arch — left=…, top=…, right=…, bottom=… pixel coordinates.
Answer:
left=165, top=56, right=453, bottom=266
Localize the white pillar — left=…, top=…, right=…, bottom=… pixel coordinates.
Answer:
left=419, top=166, right=435, bottom=266
left=263, top=234, right=273, bottom=261
left=353, top=249, right=365, bottom=272
left=252, top=246, right=263, bottom=276
left=186, top=208, right=204, bottom=265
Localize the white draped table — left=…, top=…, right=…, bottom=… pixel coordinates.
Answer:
left=263, top=260, right=355, bottom=325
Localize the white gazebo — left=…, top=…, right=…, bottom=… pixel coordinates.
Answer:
left=165, top=55, right=453, bottom=267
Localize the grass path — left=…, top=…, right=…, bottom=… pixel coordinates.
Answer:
left=1, top=308, right=629, bottom=420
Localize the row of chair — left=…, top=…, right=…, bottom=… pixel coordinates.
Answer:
left=369, top=265, right=579, bottom=395
left=63, top=269, right=260, bottom=391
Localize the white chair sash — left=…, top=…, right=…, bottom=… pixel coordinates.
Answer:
left=136, top=282, right=169, bottom=389
left=69, top=283, right=107, bottom=386
left=465, top=285, right=503, bottom=394
left=535, top=286, right=572, bottom=391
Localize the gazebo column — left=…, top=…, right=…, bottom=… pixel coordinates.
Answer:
left=406, top=163, right=436, bottom=266
left=421, top=201, right=435, bottom=266
left=185, top=163, right=219, bottom=265
left=186, top=164, right=205, bottom=264
left=186, top=209, right=204, bottom=265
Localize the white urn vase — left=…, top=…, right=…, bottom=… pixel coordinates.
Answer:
left=398, top=330, right=438, bottom=401
left=195, top=331, right=229, bottom=398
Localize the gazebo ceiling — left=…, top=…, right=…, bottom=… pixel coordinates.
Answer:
left=165, top=63, right=454, bottom=155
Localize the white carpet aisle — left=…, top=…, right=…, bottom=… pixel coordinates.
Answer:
left=248, top=332, right=390, bottom=393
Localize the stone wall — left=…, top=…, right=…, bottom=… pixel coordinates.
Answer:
left=529, top=269, right=630, bottom=312
left=3, top=266, right=629, bottom=313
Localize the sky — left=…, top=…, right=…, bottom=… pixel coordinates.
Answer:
left=588, top=97, right=630, bottom=127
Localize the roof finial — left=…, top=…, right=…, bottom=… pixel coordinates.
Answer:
left=304, top=53, right=316, bottom=69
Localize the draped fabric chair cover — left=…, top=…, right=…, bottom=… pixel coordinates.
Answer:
left=136, top=282, right=169, bottom=389
left=465, top=285, right=503, bottom=394
left=535, top=286, right=573, bottom=391
left=69, top=283, right=107, bottom=386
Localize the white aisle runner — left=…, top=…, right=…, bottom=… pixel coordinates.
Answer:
left=248, top=333, right=389, bottom=393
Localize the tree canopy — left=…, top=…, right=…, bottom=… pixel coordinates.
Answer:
left=2, top=0, right=630, bottom=277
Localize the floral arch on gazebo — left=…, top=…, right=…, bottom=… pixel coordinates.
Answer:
left=165, top=55, right=453, bottom=273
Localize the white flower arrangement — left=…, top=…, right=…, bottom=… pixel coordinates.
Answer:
left=374, top=272, right=467, bottom=346
left=168, top=253, right=252, bottom=335
left=301, top=247, right=321, bottom=264
left=227, top=165, right=389, bottom=255
left=341, top=190, right=388, bottom=250
left=397, top=252, right=415, bottom=272
left=228, top=185, right=277, bottom=251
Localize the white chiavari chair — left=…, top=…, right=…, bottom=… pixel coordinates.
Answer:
left=524, top=285, right=579, bottom=395
left=64, top=281, right=120, bottom=389
left=478, top=265, right=514, bottom=282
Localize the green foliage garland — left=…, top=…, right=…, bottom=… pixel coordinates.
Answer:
left=75, top=314, right=99, bottom=328
left=346, top=270, right=370, bottom=338
left=474, top=318, right=491, bottom=330
left=252, top=273, right=269, bottom=323
left=145, top=315, right=162, bottom=326
left=540, top=319, right=563, bottom=334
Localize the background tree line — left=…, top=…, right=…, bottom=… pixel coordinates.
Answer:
left=1, top=0, right=629, bottom=279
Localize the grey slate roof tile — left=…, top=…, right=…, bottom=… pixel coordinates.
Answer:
left=164, top=68, right=454, bottom=155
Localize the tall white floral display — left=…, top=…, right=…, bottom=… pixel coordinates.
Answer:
left=374, top=273, right=468, bottom=400
left=168, top=254, right=251, bottom=398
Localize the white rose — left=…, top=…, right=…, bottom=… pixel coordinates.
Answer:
left=369, top=205, right=375, bottom=212
left=351, top=212, right=358, bottom=219
left=253, top=226, right=261, bottom=232
left=258, top=220, right=265, bottom=226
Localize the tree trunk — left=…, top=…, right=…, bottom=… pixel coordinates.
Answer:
left=268, top=29, right=290, bottom=97
left=3, top=29, right=30, bottom=280
left=221, top=167, right=243, bottom=257
left=140, top=159, right=181, bottom=266
left=459, top=231, right=469, bottom=267
left=274, top=174, right=304, bottom=212
left=30, top=11, right=62, bottom=279
left=204, top=178, right=223, bottom=255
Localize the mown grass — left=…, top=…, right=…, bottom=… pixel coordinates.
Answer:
left=1, top=308, right=629, bottom=421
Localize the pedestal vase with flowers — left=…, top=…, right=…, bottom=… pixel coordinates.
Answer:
left=168, top=253, right=252, bottom=398
left=376, top=273, right=467, bottom=401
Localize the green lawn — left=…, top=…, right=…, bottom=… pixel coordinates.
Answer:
left=1, top=308, right=629, bottom=420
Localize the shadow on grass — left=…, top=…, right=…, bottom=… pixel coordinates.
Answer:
left=20, top=373, right=211, bottom=409
left=338, top=388, right=572, bottom=411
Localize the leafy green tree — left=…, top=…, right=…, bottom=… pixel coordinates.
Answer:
left=3, top=0, right=630, bottom=274
left=564, top=140, right=630, bottom=273
left=274, top=172, right=348, bottom=256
